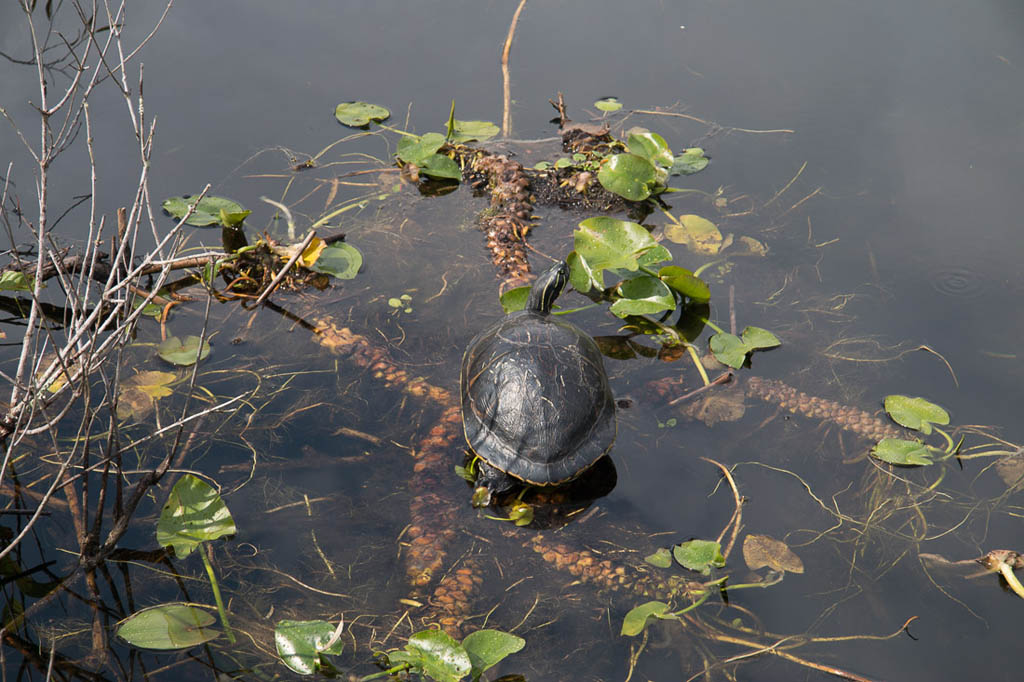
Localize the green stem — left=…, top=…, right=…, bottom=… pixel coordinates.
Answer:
left=199, top=543, right=235, bottom=644
left=932, top=427, right=954, bottom=453
left=699, top=317, right=725, bottom=335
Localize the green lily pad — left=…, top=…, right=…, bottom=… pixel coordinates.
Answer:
left=626, top=128, right=674, bottom=168
left=554, top=156, right=573, bottom=169
left=418, top=153, right=462, bottom=181
left=310, top=242, right=362, bottom=280
left=871, top=438, right=934, bottom=466
left=742, top=326, right=781, bottom=350
left=573, top=216, right=660, bottom=289
left=673, top=539, right=726, bottom=575
left=462, top=629, right=525, bottom=678
left=500, top=285, right=530, bottom=313
left=157, top=474, right=236, bottom=558
left=883, top=395, right=949, bottom=435
left=275, top=619, right=344, bottom=675
left=644, top=548, right=673, bottom=568
left=598, top=153, right=658, bottom=201
left=658, top=265, right=710, bottom=302
left=448, top=119, right=499, bottom=143
left=116, top=603, right=219, bottom=650
left=162, top=196, right=247, bottom=227
left=334, top=101, right=390, bottom=127
left=621, top=600, right=671, bottom=636
left=157, top=335, right=211, bottom=366
left=533, top=161, right=552, bottom=170
left=709, top=332, right=747, bottom=369
left=0, top=270, right=33, bottom=291
left=670, top=147, right=709, bottom=176
left=594, top=97, right=623, bottom=112
left=397, top=132, right=446, bottom=165
left=610, top=276, right=676, bottom=318
left=403, top=629, right=472, bottom=682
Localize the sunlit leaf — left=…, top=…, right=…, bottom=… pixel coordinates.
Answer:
left=397, top=132, right=446, bottom=165
left=567, top=249, right=602, bottom=294
left=594, top=97, right=623, bottom=112
left=610, top=276, right=676, bottom=317
left=554, top=156, right=573, bottom=169
left=157, top=335, right=211, bottom=366
left=162, top=196, right=247, bottom=227
left=334, top=101, right=390, bottom=127
left=404, top=629, right=471, bottom=682
left=670, top=147, right=709, bottom=176
left=742, top=534, right=804, bottom=574
left=275, top=619, right=344, bottom=675
left=500, top=285, right=530, bottom=313
left=598, top=153, right=657, bottom=201
left=645, top=548, right=672, bottom=568
left=310, top=242, right=362, bottom=280
left=709, top=332, right=747, bottom=369
left=574, top=217, right=660, bottom=287
left=883, top=395, right=949, bottom=436
left=673, top=539, right=725, bottom=575
left=636, top=244, right=672, bottom=268
left=626, top=128, right=674, bottom=168
left=157, top=474, right=236, bottom=558
left=871, top=438, right=934, bottom=466
left=298, top=237, right=328, bottom=268
left=448, top=119, right=499, bottom=143
left=116, top=603, right=219, bottom=650
left=0, top=270, right=33, bottom=291
left=621, top=601, right=670, bottom=636
left=658, top=266, right=710, bottom=302
left=664, top=214, right=722, bottom=254
left=218, top=209, right=251, bottom=227
left=462, top=629, right=525, bottom=678
left=741, top=326, right=781, bottom=351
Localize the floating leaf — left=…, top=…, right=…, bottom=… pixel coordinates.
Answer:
left=871, top=438, right=934, bottom=466
left=218, top=209, right=251, bottom=227
left=658, top=266, right=710, bottom=302
left=626, top=128, right=674, bottom=168
left=499, top=285, right=530, bottom=313
left=884, top=395, right=949, bottom=436
left=598, top=153, right=657, bottom=201
left=664, top=214, right=723, bottom=254
left=162, top=196, right=247, bottom=227
left=670, top=147, right=709, bottom=176
left=594, top=97, right=623, bottom=112
left=462, top=629, right=525, bottom=678
left=621, top=601, right=670, bottom=636
left=157, top=474, right=236, bottom=558
left=574, top=216, right=660, bottom=288
left=673, top=539, right=726, bottom=575
left=709, top=332, right=747, bottom=369
left=645, top=548, right=672, bottom=568
left=567, top=249, right=602, bottom=293
left=117, top=371, right=176, bottom=421
left=554, top=156, right=573, bottom=169
left=157, top=335, right=211, bottom=366
left=116, top=603, right=219, bottom=650
left=310, top=243, right=362, bottom=280
left=403, top=629, right=472, bottom=682
left=610, top=276, right=676, bottom=318
left=448, top=119, right=499, bottom=143
left=533, top=161, right=551, bottom=170
left=741, top=326, right=781, bottom=351
left=418, top=153, right=462, bottom=181
left=742, top=534, right=804, bottom=574
left=397, top=132, right=446, bottom=165
left=275, top=619, right=344, bottom=675
left=334, top=101, right=390, bottom=127
left=0, top=270, right=33, bottom=291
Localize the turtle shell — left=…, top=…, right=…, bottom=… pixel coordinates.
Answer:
left=460, top=299, right=616, bottom=486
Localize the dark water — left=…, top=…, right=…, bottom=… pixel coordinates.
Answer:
left=2, top=1, right=1023, bottom=680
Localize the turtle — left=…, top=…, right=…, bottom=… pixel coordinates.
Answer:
left=460, top=261, right=616, bottom=504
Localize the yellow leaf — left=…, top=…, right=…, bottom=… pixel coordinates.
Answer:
left=664, top=214, right=722, bottom=254
left=299, top=237, right=327, bottom=268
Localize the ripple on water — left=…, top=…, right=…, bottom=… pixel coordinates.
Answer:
left=928, top=266, right=990, bottom=299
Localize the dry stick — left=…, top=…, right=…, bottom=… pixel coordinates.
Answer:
left=252, top=230, right=317, bottom=308
left=500, top=0, right=528, bottom=137
left=702, top=458, right=743, bottom=560
left=631, top=109, right=795, bottom=135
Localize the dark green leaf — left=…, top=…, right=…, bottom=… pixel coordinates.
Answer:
left=405, top=629, right=472, bottom=682
left=0, top=270, right=33, bottom=291
left=871, top=438, right=934, bottom=466
left=500, top=286, right=530, bottom=313
left=162, top=196, right=247, bottom=227
left=448, top=119, right=499, bottom=144
left=418, top=153, right=462, bottom=181
left=610, top=276, right=676, bottom=317
left=310, top=243, right=362, bottom=280
left=156, top=474, right=236, bottom=558
left=740, top=326, right=781, bottom=351
left=567, top=250, right=601, bottom=293
left=462, top=629, right=525, bottom=678
left=709, top=332, right=747, bottom=369
left=397, top=132, right=446, bottom=165
left=673, top=539, right=726, bottom=575
left=597, top=153, right=657, bottom=201
left=621, top=601, right=670, bottom=636
left=157, top=335, right=211, bottom=366
left=275, top=619, right=344, bottom=675
left=883, top=395, right=949, bottom=436
left=334, top=101, right=390, bottom=127
left=594, top=97, right=623, bottom=112
left=670, top=147, right=709, bottom=176
left=644, top=548, right=672, bottom=568
left=626, top=129, right=674, bottom=168
left=116, top=603, right=219, bottom=650
left=658, top=266, right=710, bottom=302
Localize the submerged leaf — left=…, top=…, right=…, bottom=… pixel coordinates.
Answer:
left=157, top=474, right=236, bottom=558
left=621, top=601, right=670, bottom=636
left=743, top=534, right=804, bottom=574
left=664, top=214, right=722, bottom=254
left=157, top=335, right=211, bottom=366
left=117, top=371, right=176, bottom=421
left=116, top=603, right=219, bottom=650
left=644, top=548, right=672, bottom=568
left=0, top=270, right=33, bottom=291
left=334, top=101, right=390, bottom=127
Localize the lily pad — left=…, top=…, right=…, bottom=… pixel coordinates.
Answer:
left=664, top=214, right=723, bottom=254
left=275, top=619, right=344, bottom=675
left=742, top=534, right=804, bottom=574
left=402, top=629, right=472, bottom=682
left=871, top=438, right=934, bottom=466
left=417, top=153, right=462, bottom=181
left=673, top=539, right=726, bottom=575
left=670, top=147, right=709, bottom=176
left=397, top=132, right=446, bottom=165
left=334, top=101, right=390, bottom=127
left=0, top=270, right=33, bottom=291
left=883, top=395, right=949, bottom=435
left=658, top=265, right=710, bottom=302
left=448, top=119, right=499, bottom=143
left=310, top=242, right=362, bottom=280
left=116, top=603, right=219, bottom=650
left=573, top=216, right=661, bottom=290
left=499, top=285, right=530, bottom=313
left=741, top=326, right=781, bottom=351
left=594, top=97, right=623, bottom=112
left=709, top=332, right=747, bottom=369
left=462, top=629, right=525, bottom=678
left=598, top=153, right=658, bottom=201
left=626, top=128, right=674, bottom=168
left=621, top=600, right=670, bottom=636
left=644, top=548, right=673, bottom=568
left=610, top=276, right=676, bottom=318
left=157, top=474, right=236, bottom=558
left=162, top=196, right=247, bottom=228
left=157, top=335, right=211, bottom=366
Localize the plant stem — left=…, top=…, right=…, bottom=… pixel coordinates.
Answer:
left=199, top=543, right=236, bottom=644
left=699, top=317, right=725, bottom=335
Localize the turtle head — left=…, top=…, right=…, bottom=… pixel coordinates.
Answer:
left=526, top=261, right=570, bottom=315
